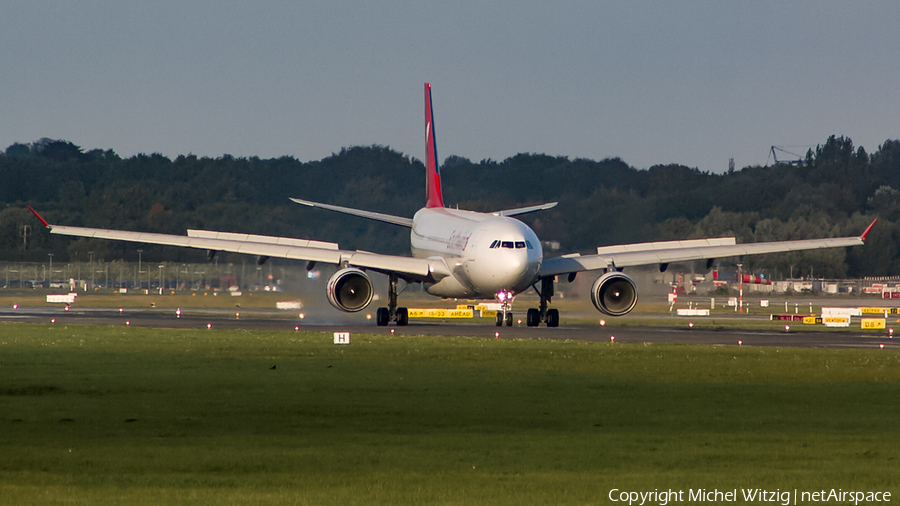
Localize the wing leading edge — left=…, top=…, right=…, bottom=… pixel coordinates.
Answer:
left=540, top=219, right=877, bottom=277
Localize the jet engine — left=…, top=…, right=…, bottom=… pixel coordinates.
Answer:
left=590, top=271, right=638, bottom=316
left=326, top=268, right=374, bottom=312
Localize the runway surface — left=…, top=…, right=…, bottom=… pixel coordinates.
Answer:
left=2, top=305, right=898, bottom=350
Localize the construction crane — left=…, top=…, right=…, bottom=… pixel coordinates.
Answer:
left=767, top=146, right=805, bottom=167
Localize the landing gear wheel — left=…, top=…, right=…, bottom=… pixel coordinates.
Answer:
left=547, top=308, right=560, bottom=328
left=505, top=312, right=513, bottom=327
left=526, top=308, right=540, bottom=327
left=495, top=312, right=503, bottom=327
left=376, top=307, right=389, bottom=327
left=396, top=307, right=409, bottom=326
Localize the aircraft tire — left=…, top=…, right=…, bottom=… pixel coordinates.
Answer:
left=505, top=312, right=513, bottom=327
left=526, top=308, right=540, bottom=327
left=397, top=307, right=409, bottom=326
left=547, top=309, right=560, bottom=327
left=376, top=307, right=389, bottom=326
left=495, top=313, right=503, bottom=326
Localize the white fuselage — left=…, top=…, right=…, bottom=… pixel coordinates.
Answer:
left=410, top=208, right=542, bottom=298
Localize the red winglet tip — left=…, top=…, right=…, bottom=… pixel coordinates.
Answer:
left=861, top=218, right=878, bottom=241
left=28, top=206, right=50, bottom=228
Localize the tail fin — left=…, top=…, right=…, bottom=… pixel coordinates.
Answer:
left=424, top=83, right=444, bottom=209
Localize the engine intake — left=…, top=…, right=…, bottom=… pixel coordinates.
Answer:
left=326, top=268, right=374, bottom=312
left=590, top=272, right=638, bottom=316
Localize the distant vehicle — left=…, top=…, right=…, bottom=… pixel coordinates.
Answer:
left=30, top=84, right=875, bottom=327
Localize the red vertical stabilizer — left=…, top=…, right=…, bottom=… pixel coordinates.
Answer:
left=424, top=83, right=444, bottom=209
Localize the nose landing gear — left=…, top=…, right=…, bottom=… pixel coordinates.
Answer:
left=495, top=290, right=514, bottom=326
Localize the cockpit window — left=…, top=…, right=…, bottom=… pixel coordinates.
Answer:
left=491, top=239, right=532, bottom=250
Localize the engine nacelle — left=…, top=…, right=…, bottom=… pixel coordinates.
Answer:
left=326, top=268, right=374, bottom=312
left=590, top=271, right=638, bottom=316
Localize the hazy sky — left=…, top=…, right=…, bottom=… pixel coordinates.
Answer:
left=2, top=1, right=898, bottom=173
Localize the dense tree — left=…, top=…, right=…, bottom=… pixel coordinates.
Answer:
left=0, top=134, right=897, bottom=277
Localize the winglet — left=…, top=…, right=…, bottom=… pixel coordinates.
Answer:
left=860, top=218, right=878, bottom=241
left=28, top=206, right=50, bottom=228
left=424, top=83, right=444, bottom=209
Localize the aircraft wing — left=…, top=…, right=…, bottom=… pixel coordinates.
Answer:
left=29, top=208, right=450, bottom=281
left=540, top=219, right=877, bottom=277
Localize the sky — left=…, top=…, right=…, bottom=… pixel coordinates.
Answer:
left=2, top=1, right=898, bottom=173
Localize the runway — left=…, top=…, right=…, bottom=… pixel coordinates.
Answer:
left=2, top=305, right=898, bottom=350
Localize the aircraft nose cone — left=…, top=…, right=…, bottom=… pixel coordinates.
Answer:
left=494, top=253, right=530, bottom=286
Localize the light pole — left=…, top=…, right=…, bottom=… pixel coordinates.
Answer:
left=136, top=249, right=143, bottom=290
left=159, top=264, right=164, bottom=293
left=48, top=253, right=53, bottom=286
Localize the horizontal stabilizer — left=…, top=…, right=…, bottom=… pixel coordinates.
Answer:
left=290, top=198, right=413, bottom=227
left=494, top=202, right=558, bottom=217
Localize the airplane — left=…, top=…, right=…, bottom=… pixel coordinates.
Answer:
left=29, top=83, right=877, bottom=328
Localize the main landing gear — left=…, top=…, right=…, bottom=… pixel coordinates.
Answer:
left=526, top=277, right=559, bottom=327
left=376, top=274, right=409, bottom=327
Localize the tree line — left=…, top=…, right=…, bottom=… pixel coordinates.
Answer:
left=1, top=135, right=898, bottom=279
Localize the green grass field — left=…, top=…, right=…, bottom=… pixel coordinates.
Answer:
left=1, top=323, right=898, bottom=505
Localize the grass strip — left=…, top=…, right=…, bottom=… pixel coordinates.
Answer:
left=0, top=323, right=897, bottom=505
